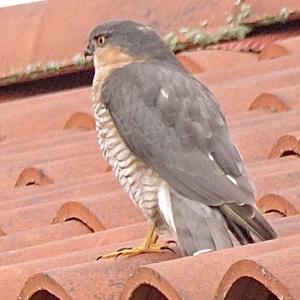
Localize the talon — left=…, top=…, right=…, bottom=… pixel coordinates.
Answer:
left=115, top=252, right=124, bottom=260
left=117, top=247, right=132, bottom=252
left=166, top=240, right=177, bottom=245
left=96, top=255, right=102, bottom=261
left=161, top=246, right=175, bottom=253
left=97, top=224, right=176, bottom=259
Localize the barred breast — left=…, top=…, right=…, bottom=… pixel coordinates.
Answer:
left=93, top=100, right=163, bottom=225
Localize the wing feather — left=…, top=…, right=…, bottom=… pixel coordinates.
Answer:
left=101, top=61, right=255, bottom=207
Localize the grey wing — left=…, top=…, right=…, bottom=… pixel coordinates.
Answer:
left=102, top=63, right=254, bottom=206
left=101, top=61, right=277, bottom=247
left=101, top=62, right=255, bottom=207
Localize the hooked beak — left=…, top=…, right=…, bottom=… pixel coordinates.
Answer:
left=84, top=43, right=94, bottom=58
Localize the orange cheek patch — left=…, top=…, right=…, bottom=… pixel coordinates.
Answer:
left=95, top=46, right=134, bottom=66
left=92, top=46, right=135, bottom=105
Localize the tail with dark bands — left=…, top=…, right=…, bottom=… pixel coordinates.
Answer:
left=219, top=203, right=277, bottom=245
left=169, top=189, right=277, bottom=256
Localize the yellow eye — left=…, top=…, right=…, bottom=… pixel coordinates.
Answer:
left=97, top=35, right=106, bottom=46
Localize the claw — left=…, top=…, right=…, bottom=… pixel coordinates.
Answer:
left=117, top=246, right=132, bottom=252
left=97, top=242, right=175, bottom=260
left=96, top=224, right=176, bottom=260
left=115, top=252, right=123, bottom=260
left=166, top=240, right=177, bottom=245
left=160, top=246, right=175, bottom=253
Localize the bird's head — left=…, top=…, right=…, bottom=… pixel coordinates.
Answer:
left=84, top=20, right=179, bottom=69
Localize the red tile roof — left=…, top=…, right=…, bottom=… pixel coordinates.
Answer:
left=0, top=2, right=300, bottom=300
left=1, top=0, right=300, bottom=87
left=122, top=233, right=300, bottom=300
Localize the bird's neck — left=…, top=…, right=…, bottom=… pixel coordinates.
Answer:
left=92, top=62, right=129, bottom=105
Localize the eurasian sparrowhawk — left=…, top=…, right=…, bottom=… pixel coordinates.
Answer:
left=84, top=20, right=277, bottom=258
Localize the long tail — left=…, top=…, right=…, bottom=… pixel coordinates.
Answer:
left=169, top=189, right=233, bottom=256
left=169, top=190, right=277, bottom=256
left=219, top=203, right=277, bottom=244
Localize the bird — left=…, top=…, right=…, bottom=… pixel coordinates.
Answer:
left=84, top=20, right=277, bottom=258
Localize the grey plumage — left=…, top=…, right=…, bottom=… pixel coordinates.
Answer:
left=101, top=60, right=277, bottom=255
left=170, top=188, right=233, bottom=255
left=87, top=20, right=182, bottom=68
left=88, top=20, right=277, bottom=256
left=102, top=61, right=254, bottom=206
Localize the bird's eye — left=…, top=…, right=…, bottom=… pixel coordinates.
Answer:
left=97, top=35, right=106, bottom=46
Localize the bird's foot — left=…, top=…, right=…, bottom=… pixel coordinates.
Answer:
left=97, top=240, right=176, bottom=260
left=97, top=223, right=176, bottom=260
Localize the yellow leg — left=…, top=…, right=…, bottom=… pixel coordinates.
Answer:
left=98, top=223, right=174, bottom=260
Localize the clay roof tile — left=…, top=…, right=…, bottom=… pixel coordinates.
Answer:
left=0, top=2, right=300, bottom=299
left=121, top=234, right=300, bottom=300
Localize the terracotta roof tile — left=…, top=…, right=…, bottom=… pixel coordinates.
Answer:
left=0, top=0, right=238, bottom=75
left=249, top=84, right=300, bottom=112
left=21, top=230, right=300, bottom=300
left=0, top=2, right=46, bottom=75
left=0, top=221, right=91, bottom=252
left=251, top=158, right=300, bottom=197
left=230, top=110, right=300, bottom=162
left=244, top=0, right=300, bottom=24
left=1, top=0, right=299, bottom=84
left=19, top=249, right=181, bottom=300
left=214, top=247, right=300, bottom=300
left=200, top=53, right=300, bottom=85
left=1, top=240, right=179, bottom=299
left=0, top=130, right=98, bottom=167
left=0, top=3, right=300, bottom=299
left=271, top=215, right=300, bottom=236
left=0, top=173, right=119, bottom=211
left=269, top=131, right=300, bottom=158
left=257, top=188, right=300, bottom=216
left=207, top=23, right=300, bottom=52
left=259, top=35, right=300, bottom=60
left=206, top=67, right=300, bottom=114
left=0, top=190, right=143, bottom=234
left=121, top=234, right=300, bottom=300
left=0, top=87, right=92, bottom=139
left=0, top=152, right=109, bottom=191
left=178, top=50, right=258, bottom=74
left=0, top=222, right=148, bottom=267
